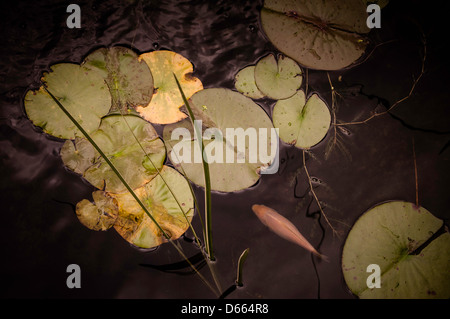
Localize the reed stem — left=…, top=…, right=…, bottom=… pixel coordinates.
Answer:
left=173, top=74, right=214, bottom=261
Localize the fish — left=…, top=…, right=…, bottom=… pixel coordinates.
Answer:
left=252, top=204, right=328, bottom=261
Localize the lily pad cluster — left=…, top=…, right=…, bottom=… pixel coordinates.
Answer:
left=234, top=54, right=331, bottom=149
left=23, top=46, right=200, bottom=249
left=24, top=45, right=282, bottom=246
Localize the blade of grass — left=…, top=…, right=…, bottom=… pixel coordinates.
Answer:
left=173, top=73, right=214, bottom=262
left=43, top=85, right=220, bottom=297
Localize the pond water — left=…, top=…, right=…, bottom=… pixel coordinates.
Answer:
left=0, top=0, right=449, bottom=299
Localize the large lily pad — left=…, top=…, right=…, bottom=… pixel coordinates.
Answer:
left=136, top=50, right=203, bottom=124
left=61, top=114, right=166, bottom=194
left=163, top=88, right=277, bottom=192
left=83, top=46, right=154, bottom=112
left=272, top=90, right=331, bottom=149
left=112, top=165, right=194, bottom=249
left=254, top=54, right=302, bottom=100
left=260, top=0, right=370, bottom=70
left=24, top=63, right=111, bottom=139
left=342, top=201, right=450, bottom=299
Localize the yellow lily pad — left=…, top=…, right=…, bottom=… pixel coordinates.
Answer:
left=136, top=50, right=203, bottom=124
left=76, top=191, right=118, bottom=231
left=112, top=166, right=194, bottom=249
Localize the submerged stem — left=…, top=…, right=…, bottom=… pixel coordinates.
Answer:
left=336, top=34, right=427, bottom=127
left=302, top=150, right=339, bottom=237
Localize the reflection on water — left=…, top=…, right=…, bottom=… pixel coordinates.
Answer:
left=1, top=0, right=449, bottom=298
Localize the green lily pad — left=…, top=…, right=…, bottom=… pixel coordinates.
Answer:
left=62, top=114, right=166, bottom=194
left=272, top=90, right=331, bottom=149
left=60, top=138, right=95, bottom=175
left=112, top=165, right=194, bottom=249
left=83, top=46, right=153, bottom=112
left=234, top=66, right=265, bottom=99
left=254, top=54, right=302, bottom=100
left=260, top=0, right=370, bottom=71
left=24, top=63, right=111, bottom=139
left=137, top=50, right=203, bottom=124
left=342, top=201, right=450, bottom=299
left=163, top=88, right=277, bottom=192
left=76, top=191, right=118, bottom=231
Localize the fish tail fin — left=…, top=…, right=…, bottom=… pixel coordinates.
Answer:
left=312, top=250, right=329, bottom=262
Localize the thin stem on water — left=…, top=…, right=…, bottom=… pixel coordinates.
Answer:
left=173, top=74, right=214, bottom=262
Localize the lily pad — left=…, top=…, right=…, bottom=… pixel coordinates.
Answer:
left=362, top=0, right=389, bottom=9
left=234, top=66, right=265, bottom=99
left=60, top=137, right=95, bottom=175
left=163, top=88, right=277, bottom=192
left=254, top=54, right=302, bottom=100
left=83, top=46, right=154, bottom=112
left=76, top=191, right=118, bottom=231
left=136, top=50, right=203, bottom=124
left=62, top=114, right=166, bottom=194
left=112, top=165, right=194, bottom=249
left=24, top=63, right=111, bottom=139
left=272, top=90, right=331, bottom=149
left=342, top=201, right=450, bottom=299
left=260, top=0, right=370, bottom=70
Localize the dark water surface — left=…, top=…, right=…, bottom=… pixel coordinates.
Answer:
left=1, top=0, right=449, bottom=299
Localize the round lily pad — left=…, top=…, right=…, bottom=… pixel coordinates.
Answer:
left=76, top=191, right=118, bottom=231
left=342, top=201, right=450, bottom=299
left=83, top=46, right=154, bottom=112
left=260, top=0, right=370, bottom=70
left=24, top=63, right=111, bottom=139
left=234, top=66, right=265, bottom=99
left=272, top=90, right=331, bottom=149
left=112, top=165, right=194, bottom=249
left=254, top=54, right=302, bottom=100
left=163, top=88, right=277, bottom=192
left=136, top=50, right=203, bottom=124
left=62, top=114, right=166, bottom=194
